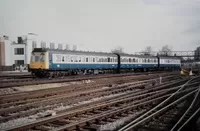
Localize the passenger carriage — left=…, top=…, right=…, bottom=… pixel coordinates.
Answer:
left=119, top=54, right=158, bottom=71
left=29, top=48, right=118, bottom=77
left=159, top=57, right=181, bottom=69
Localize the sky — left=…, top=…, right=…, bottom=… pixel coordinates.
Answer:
left=0, top=0, right=200, bottom=53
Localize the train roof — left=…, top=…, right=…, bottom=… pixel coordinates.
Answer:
left=32, top=48, right=116, bottom=56
left=159, top=56, right=181, bottom=59
left=118, top=53, right=157, bottom=58
left=32, top=48, right=181, bottom=59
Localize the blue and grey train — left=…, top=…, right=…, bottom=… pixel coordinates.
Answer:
left=29, top=48, right=181, bottom=77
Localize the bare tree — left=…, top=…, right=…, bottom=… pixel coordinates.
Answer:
left=143, top=46, right=153, bottom=55
left=111, top=46, right=124, bottom=54
left=159, top=45, right=172, bottom=56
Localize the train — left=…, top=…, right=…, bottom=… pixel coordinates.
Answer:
left=29, top=48, right=181, bottom=77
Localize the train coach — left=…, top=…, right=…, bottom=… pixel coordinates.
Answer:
left=159, top=57, right=181, bottom=69
left=119, top=53, right=158, bottom=71
left=29, top=48, right=118, bottom=77
left=29, top=48, right=181, bottom=77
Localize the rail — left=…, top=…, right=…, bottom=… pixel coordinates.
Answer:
left=178, top=106, right=200, bottom=131
left=119, top=89, right=198, bottom=131
left=119, top=76, right=200, bottom=131
left=170, top=85, right=200, bottom=131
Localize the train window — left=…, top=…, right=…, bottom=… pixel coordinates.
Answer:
left=93, top=58, right=95, bottom=62
left=40, top=55, right=44, bottom=62
left=144, top=59, right=147, bottom=63
left=108, top=57, right=110, bottom=62
left=110, top=58, right=112, bottom=62
left=82, top=57, right=85, bottom=62
left=86, top=58, right=89, bottom=62
left=71, top=56, right=73, bottom=62
left=129, top=58, right=131, bottom=63
left=49, top=54, right=52, bottom=61
left=147, top=59, right=150, bottom=63
left=35, top=56, right=39, bottom=62
left=31, top=55, right=35, bottom=62
left=154, top=59, right=156, bottom=63
left=132, top=58, right=135, bottom=63
left=75, top=57, right=78, bottom=62
left=96, top=57, right=98, bottom=62
left=62, top=56, right=64, bottom=62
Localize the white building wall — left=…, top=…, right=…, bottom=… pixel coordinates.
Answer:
left=4, top=39, right=12, bottom=66
left=11, top=44, right=25, bottom=65
left=2, top=35, right=71, bottom=66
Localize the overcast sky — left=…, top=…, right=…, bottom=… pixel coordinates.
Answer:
left=0, top=0, right=200, bottom=53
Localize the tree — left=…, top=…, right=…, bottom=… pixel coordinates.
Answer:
left=143, top=46, right=153, bottom=56
left=159, top=45, right=172, bottom=56
left=111, top=46, right=124, bottom=54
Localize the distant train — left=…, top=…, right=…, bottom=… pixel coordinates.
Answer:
left=29, top=48, right=181, bottom=77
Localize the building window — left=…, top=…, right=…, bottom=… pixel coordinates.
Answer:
left=14, top=48, right=24, bottom=55
left=15, top=60, right=24, bottom=65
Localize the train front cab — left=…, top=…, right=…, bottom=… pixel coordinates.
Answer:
left=29, top=51, right=49, bottom=77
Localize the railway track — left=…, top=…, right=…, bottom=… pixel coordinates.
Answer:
left=118, top=76, right=200, bottom=131
left=0, top=73, right=32, bottom=79
left=0, top=75, right=178, bottom=123
left=1, top=76, right=199, bottom=131
left=0, top=71, right=176, bottom=88
left=0, top=72, right=176, bottom=100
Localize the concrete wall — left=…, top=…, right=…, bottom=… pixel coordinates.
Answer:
left=11, top=44, right=25, bottom=65
left=0, top=40, right=5, bottom=66
left=4, top=39, right=12, bottom=66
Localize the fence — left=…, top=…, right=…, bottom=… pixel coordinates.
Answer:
left=0, top=64, right=28, bottom=72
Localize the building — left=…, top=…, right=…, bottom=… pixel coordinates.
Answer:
left=0, top=35, right=71, bottom=71
left=194, top=47, right=200, bottom=61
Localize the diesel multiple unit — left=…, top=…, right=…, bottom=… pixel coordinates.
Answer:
left=29, top=48, right=181, bottom=77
